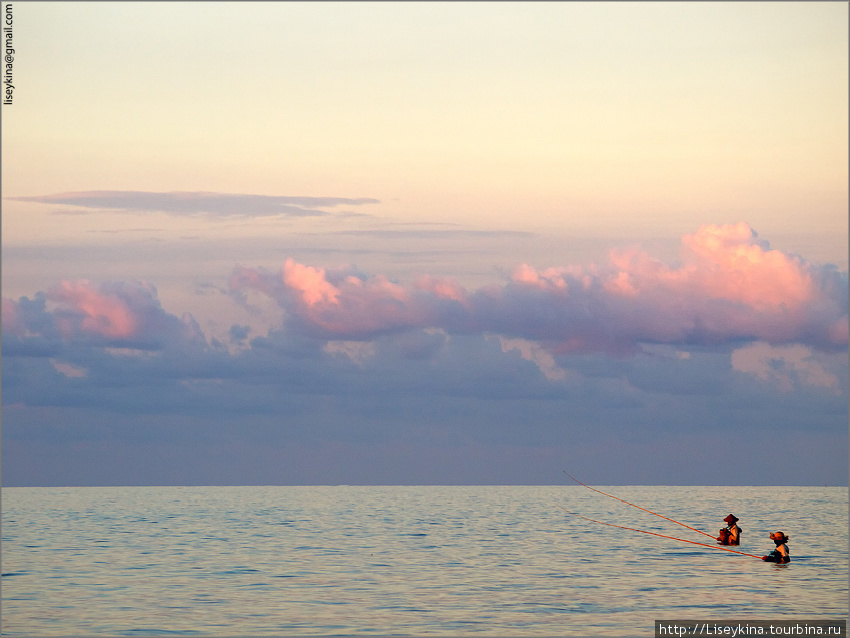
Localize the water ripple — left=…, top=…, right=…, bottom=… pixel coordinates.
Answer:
left=2, top=485, right=847, bottom=636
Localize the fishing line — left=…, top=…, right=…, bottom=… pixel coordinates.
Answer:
left=557, top=505, right=763, bottom=560
left=563, top=471, right=716, bottom=540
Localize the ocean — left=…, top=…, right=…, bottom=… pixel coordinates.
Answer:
left=2, top=485, right=847, bottom=637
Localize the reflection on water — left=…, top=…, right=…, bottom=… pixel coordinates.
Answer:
left=2, top=486, right=847, bottom=636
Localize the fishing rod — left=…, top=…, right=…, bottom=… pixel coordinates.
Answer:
left=557, top=505, right=763, bottom=560
left=563, top=472, right=716, bottom=540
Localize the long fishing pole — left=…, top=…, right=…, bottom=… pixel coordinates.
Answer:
left=557, top=505, right=763, bottom=560
left=563, top=472, right=716, bottom=540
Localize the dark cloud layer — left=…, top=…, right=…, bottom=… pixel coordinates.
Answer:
left=9, top=191, right=380, bottom=217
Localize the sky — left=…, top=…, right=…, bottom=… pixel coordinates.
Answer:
left=2, top=2, right=847, bottom=487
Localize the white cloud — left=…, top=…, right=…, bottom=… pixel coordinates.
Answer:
left=50, top=359, right=88, bottom=378
left=496, top=336, right=569, bottom=381
left=731, top=342, right=840, bottom=392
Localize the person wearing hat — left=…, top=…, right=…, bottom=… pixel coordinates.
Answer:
left=762, top=532, right=790, bottom=563
left=717, top=514, right=741, bottom=546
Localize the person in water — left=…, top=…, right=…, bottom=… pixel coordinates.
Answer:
left=762, top=531, right=790, bottom=563
left=717, top=514, right=741, bottom=545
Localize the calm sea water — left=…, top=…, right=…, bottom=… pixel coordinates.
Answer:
left=2, top=486, right=847, bottom=637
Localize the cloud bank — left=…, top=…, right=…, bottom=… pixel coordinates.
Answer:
left=3, top=223, right=846, bottom=486
left=9, top=191, right=380, bottom=218
left=229, top=223, right=848, bottom=354
left=6, top=223, right=846, bottom=360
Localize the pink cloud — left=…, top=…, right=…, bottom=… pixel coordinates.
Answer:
left=680, top=222, right=814, bottom=310
left=282, top=259, right=341, bottom=306
left=3, top=281, right=204, bottom=349
left=48, top=281, right=141, bottom=339
left=599, top=223, right=815, bottom=312
left=230, top=224, right=847, bottom=353
left=414, top=276, right=469, bottom=304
